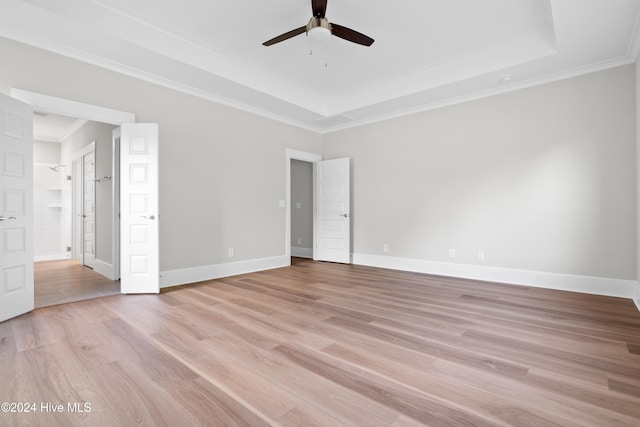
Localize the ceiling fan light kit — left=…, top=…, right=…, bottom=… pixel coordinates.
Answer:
left=306, top=17, right=332, bottom=44
left=263, top=0, right=374, bottom=47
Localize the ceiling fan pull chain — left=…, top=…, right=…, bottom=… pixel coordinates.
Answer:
left=324, top=42, right=328, bottom=68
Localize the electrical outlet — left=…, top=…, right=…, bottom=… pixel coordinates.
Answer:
left=383, top=243, right=389, bottom=253
left=448, top=249, right=456, bottom=258
left=296, top=202, right=302, bottom=209
left=228, top=248, right=234, bottom=257
left=297, top=237, right=302, bottom=245
left=478, top=251, right=485, bottom=260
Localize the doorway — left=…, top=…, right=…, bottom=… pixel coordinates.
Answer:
left=290, top=159, right=313, bottom=260
left=33, top=121, right=119, bottom=307
left=285, top=149, right=321, bottom=263
left=285, top=149, right=353, bottom=265
left=14, top=88, right=136, bottom=308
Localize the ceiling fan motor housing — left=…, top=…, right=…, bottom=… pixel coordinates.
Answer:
left=306, top=17, right=332, bottom=41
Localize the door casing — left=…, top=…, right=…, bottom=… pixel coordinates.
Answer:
left=285, top=149, right=321, bottom=263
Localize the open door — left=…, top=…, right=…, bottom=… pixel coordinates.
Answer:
left=315, top=157, right=351, bottom=264
left=120, top=123, right=159, bottom=294
left=82, top=148, right=96, bottom=268
left=0, top=94, right=34, bottom=322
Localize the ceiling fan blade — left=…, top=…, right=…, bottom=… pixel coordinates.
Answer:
left=312, top=0, right=328, bottom=18
left=262, top=26, right=307, bottom=46
left=330, top=23, right=374, bottom=46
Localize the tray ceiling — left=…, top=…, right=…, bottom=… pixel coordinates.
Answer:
left=1, top=0, right=639, bottom=132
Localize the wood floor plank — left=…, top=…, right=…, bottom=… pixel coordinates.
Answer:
left=274, top=342, right=499, bottom=427
left=277, top=402, right=352, bottom=427
left=150, top=327, right=303, bottom=421
left=321, top=342, right=564, bottom=427
left=608, top=377, right=640, bottom=399
left=201, top=332, right=403, bottom=426
left=35, top=260, right=119, bottom=309
left=429, top=360, right=622, bottom=427
left=526, top=370, right=640, bottom=420
left=86, top=359, right=191, bottom=426
left=1, top=258, right=638, bottom=425
left=171, top=377, right=271, bottom=426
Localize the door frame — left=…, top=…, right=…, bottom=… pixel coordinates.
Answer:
left=11, top=89, right=135, bottom=282
left=285, top=148, right=321, bottom=264
left=69, top=141, right=96, bottom=267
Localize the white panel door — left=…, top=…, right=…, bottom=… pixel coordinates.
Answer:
left=0, top=94, right=33, bottom=322
left=315, top=158, right=351, bottom=264
left=82, top=150, right=96, bottom=268
left=120, top=123, right=159, bottom=294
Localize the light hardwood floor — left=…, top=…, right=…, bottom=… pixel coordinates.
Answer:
left=2, top=258, right=640, bottom=426
left=34, top=260, right=120, bottom=308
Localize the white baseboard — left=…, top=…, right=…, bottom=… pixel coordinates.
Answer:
left=353, top=253, right=637, bottom=300
left=34, top=253, right=71, bottom=262
left=93, top=259, right=116, bottom=280
left=634, top=282, right=640, bottom=311
left=291, top=247, right=313, bottom=259
left=160, top=255, right=289, bottom=289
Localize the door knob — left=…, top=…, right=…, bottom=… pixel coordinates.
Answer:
left=0, top=216, right=16, bottom=221
left=140, top=215, right=155, bottom=220
left=340, top=213, right=350, bottom=218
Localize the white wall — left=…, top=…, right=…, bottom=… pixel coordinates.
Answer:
left=4, top=35, right=638, bottom=297
left=290, top=159, right=313, bottom=257
left=324, top=65, right=636, bottom=287
left=0, top=36, right=322, bottom=279
left=33, top=140, right=60, bottom=163
left=61, top=121, right=117, bottom=265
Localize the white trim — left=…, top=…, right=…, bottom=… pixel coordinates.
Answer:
left=322, top=56, right=636, bottom=134
left=0, top=17, right=323, bottom=133
left=71, top=142, right=96, bottom=268
left=291, top=247, right=313, bottom=259
left=159, top=256, right=289, bottom=288
left=93, top=259, right=115, bottom=280
left=634, top=282, right=640, bottom=312
left=353, top=253, right=637, bottom=300
left=5, top=31, right=637, bottom=134
left=112, top=128, right=121, bottom=281
left=16, top=91, right=134, bottom=294
left=285, top=149, right=322, bottom=262
left=10, top=89, right=135, bottom=125
left=34, top=254, right=70, bottom=262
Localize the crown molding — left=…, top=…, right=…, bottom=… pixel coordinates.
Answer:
left=321, top=54, right=636, bottom=134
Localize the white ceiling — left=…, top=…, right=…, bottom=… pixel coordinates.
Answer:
left=2, top=0, right=639, bottom=133
left=33, top=111, right=87, bottom=143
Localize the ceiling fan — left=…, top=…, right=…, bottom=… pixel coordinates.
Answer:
left=263, top=0, right=374, bottom=47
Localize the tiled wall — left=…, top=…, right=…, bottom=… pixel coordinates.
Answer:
left=33, top=163, right=70, bottom=261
